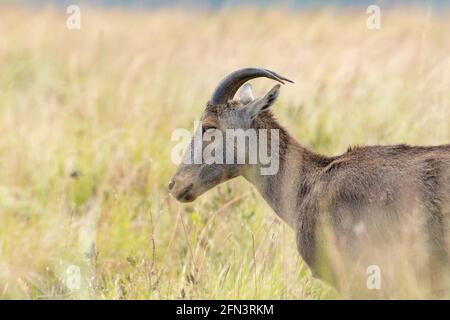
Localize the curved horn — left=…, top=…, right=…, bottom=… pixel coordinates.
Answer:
left=210, top=68, right=294, bottom=105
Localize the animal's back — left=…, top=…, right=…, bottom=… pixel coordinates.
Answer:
left=321, top=144, right=450, bottom=214
left=295, top=144, right=450, bottom=292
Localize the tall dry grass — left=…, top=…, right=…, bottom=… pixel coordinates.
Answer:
left=0, top=5, right=449, bottom=299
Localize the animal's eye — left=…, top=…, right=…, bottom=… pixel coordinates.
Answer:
left=202, top=126, right=217, bottom=134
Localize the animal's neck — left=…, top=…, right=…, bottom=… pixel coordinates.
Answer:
left=243, top=119, right=331, bottom=227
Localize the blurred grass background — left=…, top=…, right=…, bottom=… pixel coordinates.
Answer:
left=0, top=4, right=449, bottom=299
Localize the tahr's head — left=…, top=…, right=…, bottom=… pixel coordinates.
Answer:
left=169, top=68, right=293, bottom=202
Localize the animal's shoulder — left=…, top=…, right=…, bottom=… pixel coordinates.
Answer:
left=316, top=144, right=450, bottom=200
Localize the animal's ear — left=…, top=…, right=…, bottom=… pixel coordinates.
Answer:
left=239, top=83, right=254, bottom=105
left=245, top=84, right=280, bottom=120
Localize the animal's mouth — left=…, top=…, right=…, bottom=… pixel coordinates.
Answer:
left=174, top=183, right=195, bottom=202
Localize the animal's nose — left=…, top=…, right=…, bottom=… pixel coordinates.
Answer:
left=168, top=179, right=175, bottom=190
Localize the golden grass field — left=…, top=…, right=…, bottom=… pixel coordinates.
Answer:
left=0, top=5, right=449, bottom=299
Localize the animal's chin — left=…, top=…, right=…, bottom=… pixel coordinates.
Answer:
left=169, top=182, right=198, bottom=203
left=173, top=188, right=198, bottom=202
left=176, top=193, right=197, bottom=203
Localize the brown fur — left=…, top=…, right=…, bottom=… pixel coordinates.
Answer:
left=170, top=96, right=450, bottom=292
left=251, top=110, right=450, bottom=290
